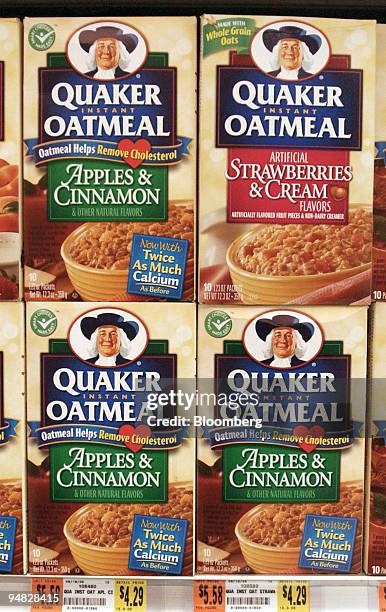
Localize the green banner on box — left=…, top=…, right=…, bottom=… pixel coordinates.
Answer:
left=223, top=444, right=340, bottom=503
left=50, top=443, right=168, bottom=503
left=48, top=158, right=168, bottom=221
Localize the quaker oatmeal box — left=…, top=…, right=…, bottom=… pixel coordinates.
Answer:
left=372, top=26, right=386, bottom=300
left=0, top=20, right=21, bottom=300
left=27, top=302, right=195, bottom=575
left=0, top=304, right=25, bottom=574
left=197, top=305, right=367, bottom=574
left=364, top=304, right=386, bottom=575
left=199, top=15, right=375, bottom=305
left=24, top=17, right=196, bottom=302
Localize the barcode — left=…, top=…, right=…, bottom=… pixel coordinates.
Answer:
left=62, top=596, right=107, bottom=607
left=227, top=596, right=271, bottom=606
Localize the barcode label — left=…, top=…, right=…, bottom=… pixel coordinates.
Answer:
left=62, top=578, right=114, bottom=611
left=225, top=581, right=277, bottom=611
left=227, top=596, right=271, bottom=606
left=63, top=597, right=107, bottom=607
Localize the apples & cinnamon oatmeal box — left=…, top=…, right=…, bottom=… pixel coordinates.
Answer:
left=0, top=19, right=21, bottom=300
left=24, top=17, right=196, bottom=302
left=27, top=302, right=195, bottom=575
left=0, top=303, right=25, bottom=574
left=364, top=303, right=386, bottom=575
left=197, top=305, right=367, bottom=574
left=372, top=25, right=386, bottom=300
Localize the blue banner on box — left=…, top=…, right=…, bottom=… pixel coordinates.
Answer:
left=128, top=233, right=188, bottom=300
left=375, top=141, right=386, bottom=163
left=374, top=420, right=386, bottom=443
left=25, top=136, right=192, bottom=167
left=128, top=514, right=188, bottom=575
left=28, top=421, right=188, bottom=450
left=0, top=419, right=18, bottom=446
left=298, top=513, right=357, bottom=573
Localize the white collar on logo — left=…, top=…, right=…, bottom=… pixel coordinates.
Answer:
left=94, top=67, right=117, bottom=79
left=95, top=354, right=117, bottom=366
left=270, top=356, right=292, bottom=367
left=277, top=67, right=300, bottom=80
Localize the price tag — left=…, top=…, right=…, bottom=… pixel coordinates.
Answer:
left=379, top=583, right=386, bottom=612
left=30, top=578, right=62, bottom=611
left=278, top=582, right=309, bottom=612
left=114, top=580, right=146, bottom=612
left=194, top=581, right=225, bottom=612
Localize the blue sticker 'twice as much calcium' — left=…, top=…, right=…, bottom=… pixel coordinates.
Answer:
left=0, top=516, right=17, bottom=573
left=127, top=233, right=188, bottom=300
left=129, top=514, right=188, bottom=575
left=298, top=513, right=357, bottom=573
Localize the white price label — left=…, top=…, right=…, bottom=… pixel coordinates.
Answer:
left=225, top=581, right=278, bottom=611
left=62, top=578, right=114, bottom=611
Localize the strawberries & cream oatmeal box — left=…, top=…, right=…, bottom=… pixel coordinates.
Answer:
left=372, top=26, right=386, bottom=300
left=364, top=304, right=386, bottom=575
left=27, top=302, right=195, bottom=575
left=199, top=16, right=375, bottom=305
left=0, top=304, right=25, bottom=574
left=0, top=20, right=21, bottom=300
left=23, top=17, right=196, bottom=302
left=197, top=305, right=367, bottom=574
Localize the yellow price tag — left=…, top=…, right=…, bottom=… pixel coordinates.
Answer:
left=278, top=581, right=309, bottom=612
left=114, top=579, right=146, bottom=612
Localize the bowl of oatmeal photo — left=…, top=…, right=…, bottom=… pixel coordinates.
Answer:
left=235, top=484, right=362, bottom=575
left=60, top=201, right=194, bottom=301
left=226, top=208, right=372, bottom=304
left=63, top=485, right=193, bottom=576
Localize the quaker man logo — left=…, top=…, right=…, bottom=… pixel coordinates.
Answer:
left=68, top=307, right=148, bottom=368
left=66, top=20, right=148, bottom=80
left=243, top=309, right=324, bottom=369
left=250, top=20, right=330, bottom=81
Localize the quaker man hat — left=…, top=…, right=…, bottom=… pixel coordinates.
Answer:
left=79, top=26, right=138, bottom=54
left=80, top=312, right=139, bottom=341
left=262, top=25, right=322, bottom=55
left=255, top=314, right=315, bottom=342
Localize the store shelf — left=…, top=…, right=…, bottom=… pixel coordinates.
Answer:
left=0, top=576, right=383, bottom=611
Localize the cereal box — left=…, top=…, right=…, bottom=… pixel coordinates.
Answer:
left=364, top=304, right=386, bottom=575
left=373, top=25, right=386, bottom=301
left=0, top=20, right=21, bottom=300
left=199, top=15, right=375, bottom=305
left=24, top=17, right=196, bottom=302
left=197, top=305, right=367, bottom=574
left=27, top=302, right=195, bottom=576
left=0, top=303, right=25, bottom=574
